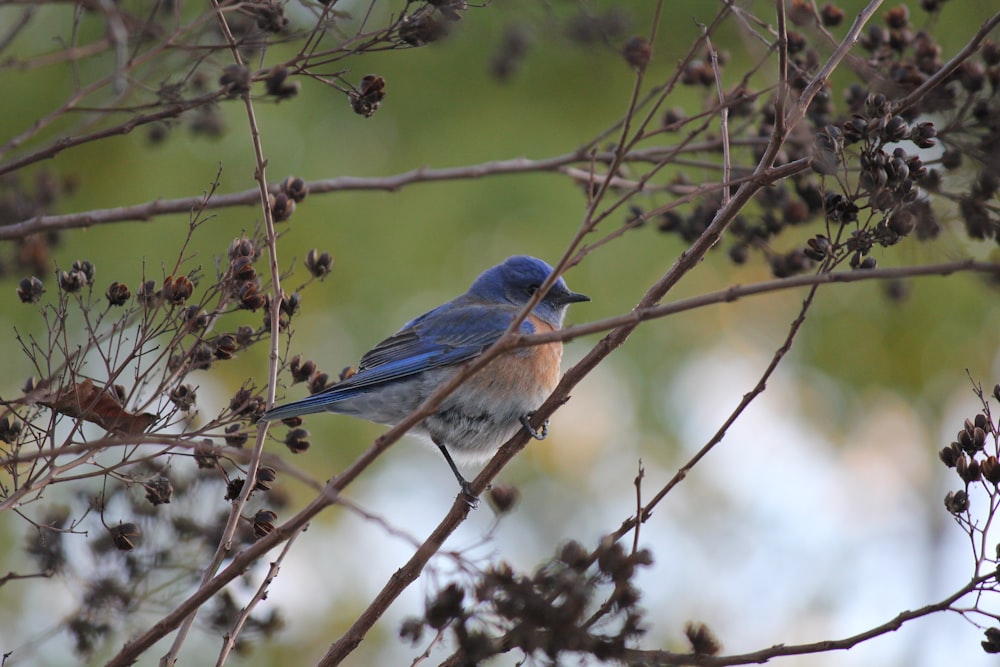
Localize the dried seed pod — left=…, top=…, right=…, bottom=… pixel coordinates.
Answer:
left=686, top=621, right=722, bottom=656
left=285, top=427, right=310, bottom=453
left=944, top=490, right=969, bottom=514
left=487, top=483, right=520, bottom=515
left=265, top=66, right=299, bottom=101
left=820, top=2, right=844, bottom=26
left=982, top=456, right=1000, bottom=485
left=229, top=389, right=264, bottom=420
left=253, top=509, right=277, bottom=539
left=229, top=237, right=255, bottom=260
left=289, top=355, right=317, bottom=383
left=220, top=64, right=250, bottom=97
left=69, top=260, right=92, bottom=283
left=231, top=256, right=257, bottom=282
left=191, top=343, right=214, bottom=370
left=281, top=176, right=308, bottom=202
left=194, top=440, right=219, bottom=468
left=305, top=249, right=333, bottom=277
left=225, top=477, right=245, bottom=501
left=238, top=282, right=266, bottom=311
left=0, top=416, right=23, bottom=444
left=399, top=13, right=449, bottom=46
left=224, top=423, right=248, bottom=449
left=280, top=292, right=300, bottom=317
left=269, top=192, right=295, bottom=222
left=110, top=523, right=141, bottom=551
left=255, top=466, right=277, bottom=492
left=169, top=384, right=197, bottom=411
left=426, top=583, right=464, bottom=630
left=17, top=276, right=44, bottom=303
left=349, top=75, right=386, bottom=118
left=309, top=371, right=330, bottom=394
left=137, top=279, right=159, bottom=307
left=623, top=36, right=651, bottom=71
left=235, top=325, right=254, bottom=347
left=144, top=476, right=173, bottom=505
left=161, top=275, right=194, bottom=304
left=105, top=281, right=131, bottom=306
left=58, top=269, right=85, bottom=293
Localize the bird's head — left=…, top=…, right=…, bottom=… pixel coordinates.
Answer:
left=469, top=255, right=589, bottom=328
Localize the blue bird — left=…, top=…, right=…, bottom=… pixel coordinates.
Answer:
left=259, top=255, right=589, bottom=498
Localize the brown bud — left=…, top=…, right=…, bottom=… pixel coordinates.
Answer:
left=623, top=36, right=651, bottom=71
left=820, top=2, right=844, bottom=26
left=487, top=483, right=520, bottom=515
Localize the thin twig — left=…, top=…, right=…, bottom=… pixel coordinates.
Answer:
left=703, top=28, right=731, bottom=207
left=215, top=530, right=301, bottom=667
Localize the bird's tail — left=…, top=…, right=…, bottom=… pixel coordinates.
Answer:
left=258, top=392, right=344, bottom=422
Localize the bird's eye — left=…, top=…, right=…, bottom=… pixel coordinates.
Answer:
left=525, top=285, right=539, bottom=296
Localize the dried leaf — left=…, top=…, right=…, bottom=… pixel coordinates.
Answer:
left=38, top=379, right=156, bottom=435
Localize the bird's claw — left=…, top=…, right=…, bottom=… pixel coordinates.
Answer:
left=520, top=413, right=549, bottom=440
left=459, top=481, right=479, bottom=508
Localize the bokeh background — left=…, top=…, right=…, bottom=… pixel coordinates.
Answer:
left=1, top=0, right=1000, bottom=665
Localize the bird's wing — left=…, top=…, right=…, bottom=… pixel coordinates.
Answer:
left=260, top=302, right=533, bottom=420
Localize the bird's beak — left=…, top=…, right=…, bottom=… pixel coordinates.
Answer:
left=557, top=290, right=591, bottom=304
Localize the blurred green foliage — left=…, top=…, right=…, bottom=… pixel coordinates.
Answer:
left=0, top=0, right=996, bottom=522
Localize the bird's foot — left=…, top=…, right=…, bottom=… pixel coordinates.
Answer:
left=459, top=480, right=479, bottom=508
left=520, top=413, right=549, bottom=440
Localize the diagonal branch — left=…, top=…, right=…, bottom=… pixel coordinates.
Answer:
left=620, top=574, right=990, bottom=666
